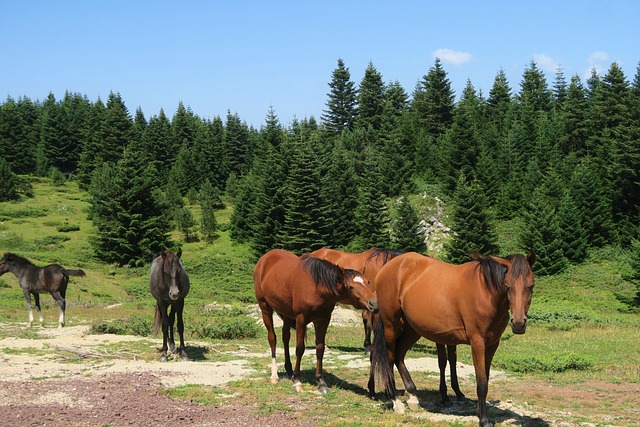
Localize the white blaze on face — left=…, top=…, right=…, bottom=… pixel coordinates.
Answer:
left=353, top=276, right=365, bottom=286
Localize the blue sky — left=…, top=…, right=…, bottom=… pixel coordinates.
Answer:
left=1, top=1, right=639, bottom=127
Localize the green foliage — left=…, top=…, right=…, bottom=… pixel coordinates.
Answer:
left=0, top=157, right=19, bottom=201
left=496, top=352, right=593, bottom=373
left=56, top=223, right=80, bottom=232
left=91, top=316, right=152, bottom=336
left=189, top=316, right=259, bottom=340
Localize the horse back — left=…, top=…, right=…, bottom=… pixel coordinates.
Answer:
left=376, top=253, right=492, bottom=345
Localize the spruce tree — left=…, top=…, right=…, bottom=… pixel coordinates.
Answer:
left=557, top=191, right=588, bottom=264
left=198, top=179, right=220, bottom=243
left=444, top=175, right=499, bottom=264
left=0, top=157, right=19, bottom=201
left=391, top=196, right=426, bottom=253
left=89, top=149, right=171, bottom=266
left=322, top=58, right=358, bottom=137
left=357, top=61, right=385, bottom=131
left=412, top=58, right=455, bottom=138
left=486, top=68, right=513, bottom=135
left=517, top=60, right=553, bottom=113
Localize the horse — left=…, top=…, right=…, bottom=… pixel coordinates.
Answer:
left=370, top=251, right=535, bottom=427
left=0, top=252, right=86, bottom=328
left=253, top=248, right=379, bottom=393
left=150, top=249, right=190, bottom=361
left=310, top=247, right=404, bottom=354
left=311, top=247, right=465, bottom=406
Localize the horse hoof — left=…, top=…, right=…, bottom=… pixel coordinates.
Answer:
left=392, top=399, right=405, bottom=414
left=292, top=382, right=303, bottom=393
left=270, top=377, right=279, bottom=384
left=318, top=385, right=329, bottom=394
left=160, top=355, right=167, bottom=362
left=407, top=396, right=420, bottom=411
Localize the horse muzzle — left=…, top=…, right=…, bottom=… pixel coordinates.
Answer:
left=368, top=299, right=379, bottom=314
left=169, top=290, right=181, bottom=300
left=510, top=318, right=527, bottom=334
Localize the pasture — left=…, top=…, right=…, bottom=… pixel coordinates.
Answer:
left=0, top=177, right=639, bottom=426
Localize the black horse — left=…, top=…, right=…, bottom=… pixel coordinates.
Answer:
left=149, top=249, right=190, bottom=361
left=0, top=253, right=86, bottom=327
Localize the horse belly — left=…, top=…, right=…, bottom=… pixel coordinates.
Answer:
left=401, top=287, right=468, bottom=345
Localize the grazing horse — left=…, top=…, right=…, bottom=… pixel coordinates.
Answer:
left=254, top=249, right=379, bottom=393
left=310, top=247, right=403, bottom=354
left=370, top=251, right=535, bottom=427
left=150, top=249, right=190, bottom=361
left=0, top=253, right=86, bottom=327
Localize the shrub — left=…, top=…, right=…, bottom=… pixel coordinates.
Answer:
left=189, top=317, right=259, bottom=340
left=90, top=316, right=152, bottom=337
left=496, top=352, right=593, bottom=373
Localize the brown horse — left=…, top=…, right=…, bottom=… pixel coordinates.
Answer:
left=310, top=247, right=404, bottom=354
left=311, top=247, right=464, bottom=406
left=0, top=252, right=86, bottom=327
left=370, top=251, right=535, bottom=427
left=150, top=249, right=190, bottom=361
left=254, top=249, right=379, bottom=393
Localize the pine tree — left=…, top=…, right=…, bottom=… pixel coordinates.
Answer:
left=486, top=68, right=513, bottom=135
left=198, top=179, right=220, bottom=242
left=517, top=60, right=553, bottom=113
left=444, top=175, right=499, bottom=264
left=391, top=196, right=426, bottom=253
left=322, top=58, right=358, bottom=136
left=0, top=157, right=19, bottom=201
left=559, top=75, right=589, bottom=156
left=557, top=191, right=588, bottom=264
left=101, top=91, right=133, bottom=164
left=357, top=61, right=385, bottom=130
left=277, top=138, right=327, bottom=254
left=89, top=149, right=171, bottom=266
left=412, top=58, right=455, bottom=138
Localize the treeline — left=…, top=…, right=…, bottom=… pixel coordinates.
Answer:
left=0, top=59, right=639, bottom=276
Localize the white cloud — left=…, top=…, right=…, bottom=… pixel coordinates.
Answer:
left=586, top=51, right=611, bottom=77
left=532, top=53, right=560, bottom=74
left=433, top=49, right=473, bottom=65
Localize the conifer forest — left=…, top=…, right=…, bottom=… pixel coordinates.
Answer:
left=1, top=58, right=639, bottom=284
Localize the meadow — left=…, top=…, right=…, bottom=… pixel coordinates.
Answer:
left=0, top=177, right=639, bottom=426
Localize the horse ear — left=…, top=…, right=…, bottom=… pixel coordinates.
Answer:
left=176, top=248, right=182, bottom=259
left=526, top=250, right=536, bottom=267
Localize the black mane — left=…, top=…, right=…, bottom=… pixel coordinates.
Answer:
left=2, top=252, right=34, bottom=266
left=368, top=248, right=405, bottom=265
left=300, top=254, right=342, bottom=295
left=474, top=255, right=507, bottom=295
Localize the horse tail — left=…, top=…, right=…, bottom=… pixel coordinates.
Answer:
left=153, top=303, right=162, bottom=335
left=62, top=269, right=86, bottom=277
left=371, top=313, right=396, bottom=397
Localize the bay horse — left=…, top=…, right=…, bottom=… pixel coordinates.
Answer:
left=254, top=249, right=379, bottom=393
left=311, top=247, right=465, bottom=406
left=370, top=251, right=535, bottom=427
left=310, top=247, right=404, bottom=354
left=150, top=249, right=190, bottom=361
left=0, top=253, right=86, bottom=327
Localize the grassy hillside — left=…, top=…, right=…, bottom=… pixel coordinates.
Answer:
left=1, top=176, right=639, bottom=376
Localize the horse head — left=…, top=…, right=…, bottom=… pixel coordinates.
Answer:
left=503, top=251, right=536, bottom=334
left=162, top=249, right=184, bottom=301
left=341, top=269, right=379, bottom=314
left=0, top=253, right=8, bottom=275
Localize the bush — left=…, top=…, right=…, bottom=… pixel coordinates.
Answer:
left=57, top=223, right=80, bottom=232
left=91, top=316, right=152, bottom=337
left=496, top=352, right=593, bottom=373
left=189, top=317, right=259, bottom=340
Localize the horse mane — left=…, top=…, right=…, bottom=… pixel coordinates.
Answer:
left=2, top=253, right=34, bottom=266
left=162, top=251, right=178, bottom=274
left=505, top=254, right=530, bottom=279
left=367, top=248, right=405, bottom=265
left=473, top=255, right=508, bottom=295
left=300, top=254, right=342, bottom=295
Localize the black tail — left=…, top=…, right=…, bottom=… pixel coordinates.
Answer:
left=153, top=303, right=162, bottom=335
left=371, top=313, right=396, bottom=398
left=63, top=269, right=86, bottom=277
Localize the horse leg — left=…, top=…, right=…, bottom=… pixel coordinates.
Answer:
left=437, top=343, right=452, bottom=407
left=448, top=344, right=466, bottom=401
left=175, top=300, right=188, bottom=361
left=258, top=303, right=279, bottom=383
left=157, top=302, right=170, bottom=361
left=22, top=289, right=35, bottom=327
left=281, top=318, right=294, bottom=379
left=394, top=327, right=421, bottom=411
left=312, top=318, right=330, bottom=394
left=33, top=292, right=45, bottom=327
left=470, top=338, right=492, bottom=427
left=362, top=310, right=372, bottom=355
left=50, top=291, right=66, bottom=327
left=292, top=317, right=306, bottom=392
left=167, top=305, right=177, bottom=355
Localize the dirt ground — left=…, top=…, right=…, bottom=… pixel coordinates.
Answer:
left=1, top=309, right=639, bottom=427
